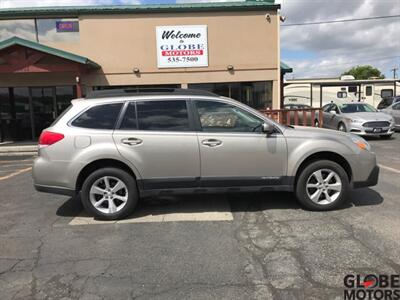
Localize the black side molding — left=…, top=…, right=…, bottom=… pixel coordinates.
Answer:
left=34, top=184, right=76, bottom=197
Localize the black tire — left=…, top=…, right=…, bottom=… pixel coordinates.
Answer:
left=295, top=160, right=349, bottom=211
left=337, top=122, right=347, bottom=132
left=380, top=134, right=392, bottom=139
left=81, top=167, right=138, bottom=220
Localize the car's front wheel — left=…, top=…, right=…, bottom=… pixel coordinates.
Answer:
left=295, top=160, right=349, bottom=211
left=81, top=167, right=138, bottom=220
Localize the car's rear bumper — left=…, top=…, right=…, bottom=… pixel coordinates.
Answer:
left=352, top=165, right=379, bottom=189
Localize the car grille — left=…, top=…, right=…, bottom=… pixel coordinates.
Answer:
left=363, top=121, right=390, bottom=128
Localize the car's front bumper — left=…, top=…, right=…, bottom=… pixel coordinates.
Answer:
left=347, top=123, right=395, bottom=136
left=352, top=165, right=379, bottom=188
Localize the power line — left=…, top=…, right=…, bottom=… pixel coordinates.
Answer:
left=285, top=56, right=400, bottom=69
left=281, top=15, right=400, bottom=26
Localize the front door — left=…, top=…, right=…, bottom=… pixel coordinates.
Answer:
left=324, top=104, right=340, bottom=129
left=113, top=100, right=200, bottom=189
left=193, top=100, right=287, bottom=187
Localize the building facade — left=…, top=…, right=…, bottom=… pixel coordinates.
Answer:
left=0, top=1, right=289, bottom=141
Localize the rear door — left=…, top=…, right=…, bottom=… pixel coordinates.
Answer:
left=113, top=99, right=200, bottom=189
left=193, top=99, right=287, bottom=187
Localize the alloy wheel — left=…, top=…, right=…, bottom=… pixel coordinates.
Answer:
left=306, top=169, right=342, bottom=205
left=89, top=176, right=128, bottom=214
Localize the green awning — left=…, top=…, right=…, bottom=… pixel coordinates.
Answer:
left=281, top=61, right=293, bottom=74
left=0, top=2, right=279, bottom=18
left=0, top=36, right=100, bottom=68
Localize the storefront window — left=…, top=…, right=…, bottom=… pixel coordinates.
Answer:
left=13, top=88, right=31, bottom=140
left=189, top=81, right=273, bottom=109
left=56, top=86, right=76, bottom=115
left=0, top=88, right=10, bottom=142
left=37, top=19, right=80, bottom=43
left=0, top=19, right=36, bottom=41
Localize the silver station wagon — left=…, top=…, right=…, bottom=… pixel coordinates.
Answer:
left=33, top=89, right=379, bottom=220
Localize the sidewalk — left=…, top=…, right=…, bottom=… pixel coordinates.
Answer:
left=0, top=141, right=37, bottom=156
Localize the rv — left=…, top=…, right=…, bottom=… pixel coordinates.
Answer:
left=284, top=76, right=400, bottom=108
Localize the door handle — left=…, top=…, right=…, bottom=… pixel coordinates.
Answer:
left=201, top=139, right=222, bottom=147
left=121, top=137, right=142, bottom=146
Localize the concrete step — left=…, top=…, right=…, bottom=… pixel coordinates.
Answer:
left=0, top=144, right=37, bottom=155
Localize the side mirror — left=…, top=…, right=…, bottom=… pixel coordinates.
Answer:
left=262, top=123, right=274, bottom=134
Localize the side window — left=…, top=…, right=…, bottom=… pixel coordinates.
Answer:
left=393, top=103, right=400, bottom=110
left=195, top=101, right=264, bottom=133
left=333, top=104, right=340, bottom=114
left=366, top=86, right=373, bottom=96
left=348, top=86, right=357, bottom=93
left=381, top=89, right=393, bottom=98
left=71, top=103, right=122, bottom=129
left=136, top=100, right=190, bottom=131
left=120, top=102, right=137, bottom=130
left=323, top=104, right=332, bottom=112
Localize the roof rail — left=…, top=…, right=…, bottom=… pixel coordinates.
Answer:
left=85, top=88, right=219, bottom=99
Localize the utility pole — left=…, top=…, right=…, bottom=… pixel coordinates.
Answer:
left=391, top=67, right=398, bottom=79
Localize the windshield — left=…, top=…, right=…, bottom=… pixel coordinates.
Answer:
left=339, top=103, right=377, bottom=113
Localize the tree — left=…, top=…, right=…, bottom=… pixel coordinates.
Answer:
left=342, top=65, right=385, bottom=80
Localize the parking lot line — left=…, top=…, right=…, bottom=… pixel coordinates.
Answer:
left=69, top=197, right=234, bottom=225
left=0, top=167, right=32, bottom=181
left=378, top=164, right=400, bottom=174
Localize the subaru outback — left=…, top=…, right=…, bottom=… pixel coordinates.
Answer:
left=33, top=89, right=379, bottom=220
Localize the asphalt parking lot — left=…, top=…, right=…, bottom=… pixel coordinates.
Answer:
left=0, top=134, right=399, bottom=300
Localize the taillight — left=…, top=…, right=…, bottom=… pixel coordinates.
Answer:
left=38, top=131, right=65, bottom=147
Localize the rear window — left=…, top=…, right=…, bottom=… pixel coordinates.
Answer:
left=136, top=100, right=190, bottom=131
left=51, top=105, right=72, bottom=126
left=71, top=103, right=123, bottom=129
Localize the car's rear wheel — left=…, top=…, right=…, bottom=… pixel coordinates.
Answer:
left=81, top=167, right=138, bottom=220
left=338, top=122, right=347, bottom=132
left=295, top=160, right=349, bottom=211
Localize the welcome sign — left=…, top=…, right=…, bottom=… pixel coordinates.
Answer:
left=156, top=25, right=208, bottom=68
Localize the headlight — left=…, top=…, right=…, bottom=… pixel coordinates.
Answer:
left=351, top=135, right=371, bottom=151
left=345, top=118, right=363, bottom=123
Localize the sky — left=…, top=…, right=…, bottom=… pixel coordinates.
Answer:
left=0, top=0, right=399, bottom=79
left=276, top=0, right=400, bottom=79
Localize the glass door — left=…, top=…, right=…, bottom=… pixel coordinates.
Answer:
left=30, top=87, right=56, bottom=138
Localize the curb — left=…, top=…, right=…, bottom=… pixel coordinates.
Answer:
left=0, top=152, right=37, bottom=157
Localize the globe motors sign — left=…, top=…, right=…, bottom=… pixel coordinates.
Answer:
left=156, top=25, right=208, bottom=68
